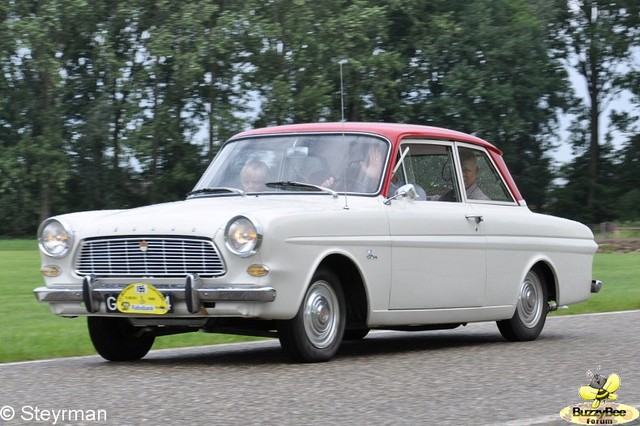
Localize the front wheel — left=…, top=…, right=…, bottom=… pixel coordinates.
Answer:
left=497, top=268, right=549, bottom=341
left=278, top=268, right=346, bottom=362
left=88, top=317, right=155, bottom=361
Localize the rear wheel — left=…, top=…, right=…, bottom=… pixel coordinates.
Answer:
left=497, top=268, right=548, bottom=341
left=88, top=317, right=155, bottom=361
left=278, top=268, right=346, bottom=362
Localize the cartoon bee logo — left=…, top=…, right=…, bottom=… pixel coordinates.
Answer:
left=578, top=369, right=620, bottom=408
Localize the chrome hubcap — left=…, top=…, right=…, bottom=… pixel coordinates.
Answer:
left=303, top=281, right=339, bottom=349
left=518, top=271, right=543, bottom=328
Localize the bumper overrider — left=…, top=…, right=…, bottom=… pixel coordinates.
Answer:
left=591, top=279, right=603, bottom=293
left=34, top=274, right=277, bottom=315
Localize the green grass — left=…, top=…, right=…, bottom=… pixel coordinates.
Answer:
left=0, top=239, right=261, bottom=363
left=1, top=239, right=638, bottom=362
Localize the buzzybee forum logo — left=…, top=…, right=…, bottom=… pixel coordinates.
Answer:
left=560, top=368, right=639, bottom=425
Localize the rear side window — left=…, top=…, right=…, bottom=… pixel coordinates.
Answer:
left=457, top=147, right=514, bottom=203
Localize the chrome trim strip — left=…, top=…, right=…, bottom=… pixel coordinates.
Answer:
left=34, top=286, right=84, bottom=302
left=34, top=283, right=276, bottom=304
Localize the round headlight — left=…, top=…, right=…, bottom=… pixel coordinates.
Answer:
left=225, top=216, right=262, bottom=257
left=38, top=218, right=74, bottom=258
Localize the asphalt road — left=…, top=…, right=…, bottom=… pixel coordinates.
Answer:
left=1, top=310, right=639, bottom=426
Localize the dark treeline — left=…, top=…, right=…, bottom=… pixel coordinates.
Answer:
left=0, top=0, right=638, bottom=236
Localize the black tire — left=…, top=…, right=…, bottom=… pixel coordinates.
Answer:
left=497, top=268, right=549, bottom=341
left=278, top=268, right=346, bottom=362
left=88, top=317, right=155, bottom=361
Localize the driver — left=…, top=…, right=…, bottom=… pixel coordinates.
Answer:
left=321, top=143, right=385, bottom=192
left=240, top=160, right=270, bottom=192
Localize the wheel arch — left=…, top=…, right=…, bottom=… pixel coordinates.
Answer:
left=530, top=260, right=557, bottom=304
left=317, top=254, right=370, bottom=331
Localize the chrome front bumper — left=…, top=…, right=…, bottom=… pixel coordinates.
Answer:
left=34, top=274, right=276, bottom=315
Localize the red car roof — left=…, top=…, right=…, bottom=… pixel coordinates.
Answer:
left=233, top=122, right=523, bottom=202
left=233, top=122, right=502, bottom=155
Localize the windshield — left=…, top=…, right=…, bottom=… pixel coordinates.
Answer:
left=191, top=133, right=390, bottom=195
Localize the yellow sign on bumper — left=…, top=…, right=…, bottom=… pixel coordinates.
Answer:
left=116, top=283, right=169, bottom=315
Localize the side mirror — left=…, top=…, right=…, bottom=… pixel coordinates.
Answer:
left=384, top=184, right=418, bottom=205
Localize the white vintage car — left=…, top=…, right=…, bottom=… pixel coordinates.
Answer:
left=34, top=122, right=601, bottom=363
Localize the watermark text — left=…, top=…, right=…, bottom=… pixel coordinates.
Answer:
left=0, top=405, right=107, bottom=424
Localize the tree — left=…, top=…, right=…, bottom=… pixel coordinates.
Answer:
left=1, top=0, right=638, bottom=236
left=389, top=0, right=570, bottom=208
left=59, top=0, right=136, bottom=211
left=198, top=1, right=261, bottom=160
left=0, top=1, right=70, bottom=235
left=549, top=139, right=619, bottom=223
left=249, top=0, right=401, bottom=125
left=559, top=0, right=640, bottom=217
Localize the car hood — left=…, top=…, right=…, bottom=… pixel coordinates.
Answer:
left=57, top=195, right=340, bottom=238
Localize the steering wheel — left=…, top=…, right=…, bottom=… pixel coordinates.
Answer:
left=343, top=178, right=370, bottom=192
left=341, top=161, right=371, bottom=192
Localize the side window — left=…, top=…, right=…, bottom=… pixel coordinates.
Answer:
left=457, top=147, right=513, bottom=203
left=395, top=143, right=461, bottom=202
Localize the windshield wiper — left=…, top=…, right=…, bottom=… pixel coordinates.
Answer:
left=266, top=181, right=338, bottom=198
left=187, top=187, right=246, bottom=197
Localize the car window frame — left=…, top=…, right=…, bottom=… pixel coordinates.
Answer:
left=452, top=143, right=518, bottom=205
left=395, top=139, right=461, bottom=202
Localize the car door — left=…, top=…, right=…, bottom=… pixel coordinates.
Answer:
left=452, top=143, right=521, bottom=307
left=386, top=141, right=487, bottom=309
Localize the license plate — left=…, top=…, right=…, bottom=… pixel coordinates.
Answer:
left=105, top=283, right=173, bottom=314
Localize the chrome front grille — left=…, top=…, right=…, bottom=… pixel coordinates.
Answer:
left=75, top=237, right=225, bottom=278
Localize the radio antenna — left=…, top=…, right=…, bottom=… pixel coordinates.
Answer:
left=338, top=59, right=349, bottom=208
left=339, top=60, right=348, bottom=122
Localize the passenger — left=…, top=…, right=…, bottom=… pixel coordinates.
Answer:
left=240, top=160, right=270, bottom=192
left=460, top=150, right=489, bottom=200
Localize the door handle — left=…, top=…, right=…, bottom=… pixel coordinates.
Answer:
left=465, top=214, right=484, bottom=224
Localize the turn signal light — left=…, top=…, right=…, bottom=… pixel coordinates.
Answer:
left=247, top=264, right=269, bottom=277
left=41, top=265, right=62, bottom=277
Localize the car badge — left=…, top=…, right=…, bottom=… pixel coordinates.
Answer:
left=139, top=240, right=149, bottom=253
